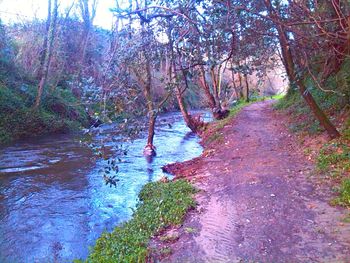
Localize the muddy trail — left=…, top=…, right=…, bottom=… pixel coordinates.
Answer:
left=160, top=101, right=350, bottom=262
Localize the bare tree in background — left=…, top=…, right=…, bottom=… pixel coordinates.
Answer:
left=75, top=0, right=97, bottom=85
left=34, top=0, right=58, bottom=109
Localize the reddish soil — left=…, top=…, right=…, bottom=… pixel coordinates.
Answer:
left=157, top=101, right=350, bottom=262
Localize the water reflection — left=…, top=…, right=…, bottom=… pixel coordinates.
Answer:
left=0, top=111, right=208, bottom=262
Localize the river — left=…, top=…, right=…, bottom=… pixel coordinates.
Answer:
left=0, top=111, right=208, bottom=262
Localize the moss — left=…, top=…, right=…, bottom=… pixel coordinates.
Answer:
left=85, top=180, right=196, bottom=263
left=271, top=94, right=285, bottom=100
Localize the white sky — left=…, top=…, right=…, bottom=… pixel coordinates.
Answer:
left=0, top=0, right=117, bottom=29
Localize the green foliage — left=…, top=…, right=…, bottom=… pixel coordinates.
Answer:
left=331, top=179, right=350, bottom=207
left=317, top=125, right=350, bottom=207
left=0, top=19, right=15, bottom=73
left=274, top=88, right=303, bottom=110
left=86, top=180, right=196, bottom=263
left=274, top=84, right=342, bottom=135
left=271, top=94, right=285, bottom=100
left=323, top=59, right=350, bottom=108
left=342, top=118, right=350, bottom=141
left=0, top=83, right=88, bottom=144
left=317, top=142, right=350, bottom=176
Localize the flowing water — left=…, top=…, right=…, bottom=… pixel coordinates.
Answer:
left=0, top=112, right=208, bottom=262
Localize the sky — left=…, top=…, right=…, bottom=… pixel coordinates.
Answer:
left=0, top=0, right=117, bottom=29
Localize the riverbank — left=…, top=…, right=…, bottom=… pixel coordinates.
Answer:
left=0, top=110, right=205, bottom=262
left=154, top=100, right=350, bottom=262
left=85, top=179, right=196, bottom=262
left=0, top=83, right=89, bottom=145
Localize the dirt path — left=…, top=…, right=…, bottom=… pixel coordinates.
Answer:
left=161, top=101, right=350, bottom=262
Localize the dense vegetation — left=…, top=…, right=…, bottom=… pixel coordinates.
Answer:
left=0, top=0, right=349, bottom=261
left=0, top=83, right=88, bottom=144
left=1, top=0, right=348, bottom=149
left=83, top=180, right=196, bottom=262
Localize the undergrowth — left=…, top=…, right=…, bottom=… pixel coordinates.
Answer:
left=331, top=179, right=350, bottom=207
left=84, top=179, right=196, bottom=263
left=0, top=83, right=88, bottom=144
left=317, top=122, right=350, bottom=207
left=274, top=62, right=350, bottom=207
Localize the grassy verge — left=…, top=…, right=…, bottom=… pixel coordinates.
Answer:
left=274, top=78, right=350, bottom=207
left=83, top=179, right=196, bottom=263
left=317, top=124, right=350, bottom=207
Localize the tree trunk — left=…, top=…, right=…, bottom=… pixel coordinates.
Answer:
left=244, top=74, right=250, bottom=103
left=142, top=58, right=157, bottom=156
left=210, top=66, right=221, bottom=107
left=75, top=0, right=97, bottom=85
left=238, top=73, right=244, bottom=99
left=177, top=69, right=202, bottom=133
left=198, top=66, right=228, bottom=120
left=34, top=0, right=58, bottom=109
left=167, top=23, right=200, bottom=133
left=175, top=86, right=196, bottom=131
left=37, top=0, right=51, bottom=79
left=146, top=111, right=156, bottom=146
left=230, top=68, right=240, bottom=100
left=264, top=0, right=340, bottom=139
left=198, top=65, right=216, bottom=109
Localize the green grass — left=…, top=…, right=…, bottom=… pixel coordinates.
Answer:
left=273, top=86, right=341, bottom=135
left=331, top=179, right=350, bottom=207
left=85, top=179, right=196, bottom=263
left=158, top=246, right=172, bottom=256
left=273, top=59, right=350, bottom=208
left=317, top=143, right=350, bottom=174
left=341, top=214, right=350, bottom=223
left=316, top=125, right=350, bottom=207
left=219, top=100, right=250, bottom=128
left=271, top=94, right=285, bottom=100
left=276, top=71, right=350, bottom=207
left=206, top=132, right=224, bottom=144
